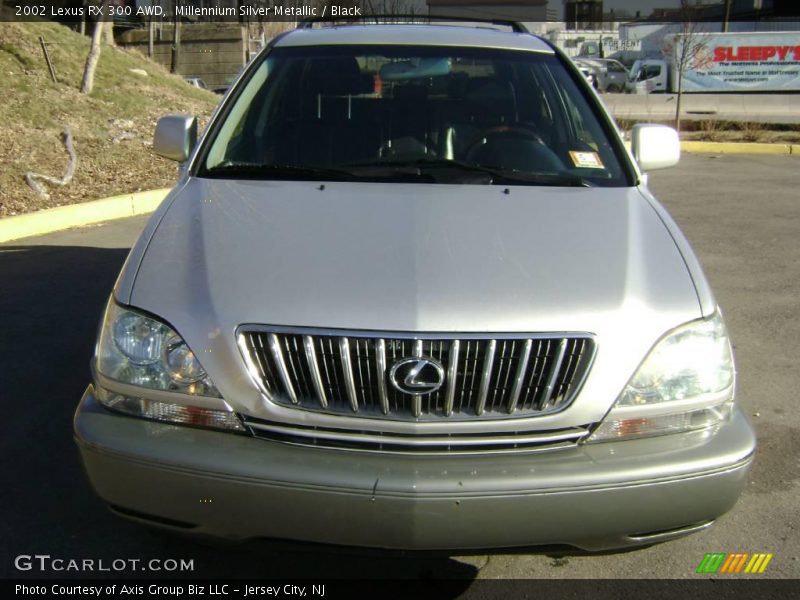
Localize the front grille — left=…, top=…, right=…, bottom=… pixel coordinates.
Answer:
left=238, top=328, right=595, bottom=422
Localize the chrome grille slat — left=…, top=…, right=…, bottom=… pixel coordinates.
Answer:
left=243, top=333, right=275, bottom=397
left=320, top=337, right=345, bottom=408
left=553, top=339, right=582, bottom=408
left=475, top=339, right=497, bottom=416
left=541, top=338, right=568, bottom=410
left=339, top=337, right=359, bottom=412
left=507, top=339, right=532, bottom=414
left=357, top=339, right=376, bottom=411
left=353, top=339, right=367, bottom=408
left=375, top=339, right=389, bottom=415
left=267, top=333, right=298, bottom=405
left=488, top=340, right=517, bottom=413
left=240, top=330, right=595, bottom=421
left=519, top=340, right=550, bottom=411
left=303, top=335, right=328, bottom=408
left=444, top=339, right=459, bottom=417
left=283, top=335, right=312, bottom=402
left=411, top=339, right=424, bottom=417
left=460, top=340, right=482, bottom=413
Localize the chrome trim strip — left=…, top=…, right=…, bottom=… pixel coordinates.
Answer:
left=412, top=339, right=424, bottom=417
left=237, top=324, right=595, bottom=341
left=236, top=333, right=273, bottom=401
left=244, top=420, right=588, bottom=448
left=339, top=337, right=359, bottom=412
left=444, top=339, right=460, bottom=417
left=541, top=338, right=568, bottom=410
left=626, top=520, right=715, bottom=543
left=375, top=339, right=389, bottom=415
left=268, top=333, right=298, bottom=405
left=93, top=369, right=234, bottom=412
left=303, top=335, right=328, bottom=409
left=476, top=339, right=497, bottom=416
left=507, top=339, right=532, bottom=414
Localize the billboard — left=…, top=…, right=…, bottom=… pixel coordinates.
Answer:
left=680, top=33, right=800, bottom=92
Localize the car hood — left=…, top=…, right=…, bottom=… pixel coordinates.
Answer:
left=126, top=178, right=704, bottom=423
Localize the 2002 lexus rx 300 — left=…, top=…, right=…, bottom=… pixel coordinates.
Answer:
left=74, top=21, right=756, bottom=551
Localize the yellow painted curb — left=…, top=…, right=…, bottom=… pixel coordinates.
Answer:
left=681, top=141, right=794, bottom=155
left=0, top=188, right=171, bottom=243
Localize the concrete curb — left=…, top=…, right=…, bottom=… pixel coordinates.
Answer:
left=0, top=188, right=171, bottom=243
left=681, top=141, right=797, bottom=155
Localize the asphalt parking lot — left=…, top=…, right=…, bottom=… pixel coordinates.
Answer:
left=1, top=154, right=798, bottom=581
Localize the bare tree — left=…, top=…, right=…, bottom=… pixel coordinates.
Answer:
left=80, top=1, right=111, bottom=94
left=170, top=15, right=181, bottom=74
left=104, top=16, right=115, bottom=47
left=663, top=0, right=710, bottom=132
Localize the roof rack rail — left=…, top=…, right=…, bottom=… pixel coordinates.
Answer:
left=296, top=14, right=530, bottom=34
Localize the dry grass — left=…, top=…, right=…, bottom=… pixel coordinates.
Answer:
left=736, top=120, right=768, bottom=143
left=0, top=20, right=218, bottom=217
left=694, top=118, right=724, bottom=142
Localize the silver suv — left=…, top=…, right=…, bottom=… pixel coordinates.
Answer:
left=74, top=21, right=755, bottom=552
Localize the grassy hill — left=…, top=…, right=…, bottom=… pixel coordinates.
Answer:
left=0, top=20, right=219, bottom=217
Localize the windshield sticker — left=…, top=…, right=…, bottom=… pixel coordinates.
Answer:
left=569, top=151, right=605, bottom=169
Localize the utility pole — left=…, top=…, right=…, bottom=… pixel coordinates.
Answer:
left=723, top=0, right=732, bottom=33
left=171, top=13, right=181, bottom=74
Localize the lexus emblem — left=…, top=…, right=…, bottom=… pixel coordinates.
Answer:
left=389, top=356, right=445, bottom=395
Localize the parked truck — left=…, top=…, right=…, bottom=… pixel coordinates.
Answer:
left=574, top=57, right=629, bottom=93
left=629, top=31, right=800, bottom=94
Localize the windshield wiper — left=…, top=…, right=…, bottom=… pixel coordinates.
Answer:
left=345, top=159, right=592, bottom=187
left=202, top=161, right=435, bottom=183
left=203, top=162, right=359, bottom=181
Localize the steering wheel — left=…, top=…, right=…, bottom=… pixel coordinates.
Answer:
left=464, top=125, right=544, bottom=160
left=464, top=124, right=563, bottom=172
left=378, top=136, right=440, bottom=161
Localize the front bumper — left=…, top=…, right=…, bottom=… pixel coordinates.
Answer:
left=74, top=385, right=755, bottom=551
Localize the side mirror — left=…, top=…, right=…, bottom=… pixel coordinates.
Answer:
left=153, top=115, right=198, bottom=162
left=631, top=124, right=680, bottom=171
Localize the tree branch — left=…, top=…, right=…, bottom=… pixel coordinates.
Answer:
left=24, top=128, right=78, bottom=200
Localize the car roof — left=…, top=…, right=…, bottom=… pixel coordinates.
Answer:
left=273, top=24, right=554, bottom=54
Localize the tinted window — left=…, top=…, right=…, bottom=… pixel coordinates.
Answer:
left=200, top=45, right=629, bottom=187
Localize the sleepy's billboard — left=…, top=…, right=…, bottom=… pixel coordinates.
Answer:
left=678, top=32, right=800, bottom=92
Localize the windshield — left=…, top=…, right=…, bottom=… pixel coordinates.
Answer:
left=198, top=45, right=630, bottom=187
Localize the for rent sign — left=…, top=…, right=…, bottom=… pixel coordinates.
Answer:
left=680, top=32, right=800, bottom=92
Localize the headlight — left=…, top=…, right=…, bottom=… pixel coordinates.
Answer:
left=588, top=312, right=735, bottom=442
left=97, top=301, right=219, bottom=397
left=95, top=300, right=243, bottom=431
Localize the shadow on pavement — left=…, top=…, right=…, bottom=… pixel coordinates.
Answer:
left=0, top=245, right=477, bottom=584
